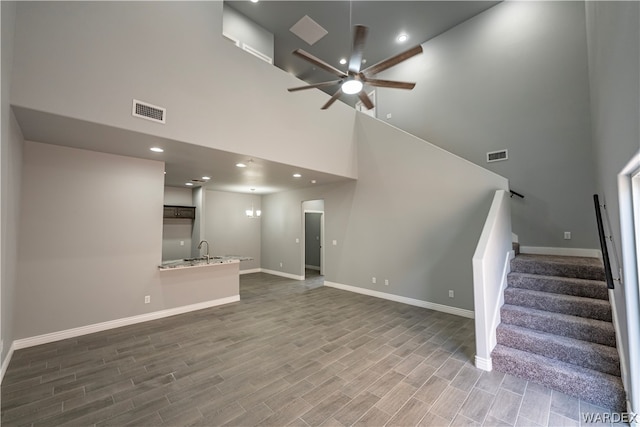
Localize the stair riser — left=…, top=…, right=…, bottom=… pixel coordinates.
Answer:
left=496, top=326, right=621, bottom=376
left=504, top=288, right=612, bottom=322
left=510, top=259, right=605, bottom=281
left=508, top=274, right=609, bottom=300
left=492, top=348, right=626, bottom=412
left=500, top=306, right=616, bottom=347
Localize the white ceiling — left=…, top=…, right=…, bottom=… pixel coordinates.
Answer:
left=12, top=107, right=352, bottom=195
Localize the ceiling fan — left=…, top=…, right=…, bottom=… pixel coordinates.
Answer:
left=288, top=25, right=423, bottom=110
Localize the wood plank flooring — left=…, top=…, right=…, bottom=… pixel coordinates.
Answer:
left=1, top=272, right=623, bottom=426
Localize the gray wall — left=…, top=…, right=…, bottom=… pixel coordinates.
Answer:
left=262, top=114, right=508, bottom=311
left=1, top=0, right=22, bottom=365
left=223, top=4, right=274, bottom=61
left=204, top=190, right=261, bottom=272
left=378, top=1, right=598, bottom=249
left=585, top=0, right=640, bottom=411
left=10, top=1, right=358, bottom=180
left=305, top=213, right=322, bottom=269
left=15, top=142, right=165, bottom=338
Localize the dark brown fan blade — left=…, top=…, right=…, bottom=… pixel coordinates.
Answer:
left=293, top=49, right=348, bottom=78
left=358, top=91, right=374, bottom=110
left=362, top=45, right=423, bottom=76
left=348, top=25, right=369, bottom=74
left=361, top=78, right=416, bottom=90
left=321, top=90, right=343, bottom=110
left=288, top=80, right=343, bottom=92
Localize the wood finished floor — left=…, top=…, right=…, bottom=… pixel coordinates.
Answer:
left=1, top=271, right=624, bottom=426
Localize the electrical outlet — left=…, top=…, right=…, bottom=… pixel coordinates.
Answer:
left=180, top=240, right=184, bottom=246
left=332, top=240, right=337, bottom=246
left=372, top=277, right=377, bottom=284
left=384, top=279, right=389, bottom=286
left=449, top=290, right=454, bottom=298
left=279, top=262, right=283, bottom=268
left=295, top=238, right=300, bottom=243
left=144, top=295, right=151, bottom=304
left=564, top=232, right=571, bottom=240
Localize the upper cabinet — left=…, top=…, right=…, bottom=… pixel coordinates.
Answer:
left=163, top=205, right=196, bottom=219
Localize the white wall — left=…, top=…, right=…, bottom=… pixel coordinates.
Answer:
left=15, top=142, right=167, bottom=339
left=223, top=4, right=274, bottom=61
left=1, top=0, right=22, bottom=371
left=262, top=114, right=508, bottom=312
left=204, top=190, right=261, bottom=272
left=585, top=0, right=640, bottom=415
left=10, top=1, right=357, bottom=180
left=378, top=1, right=597, bottom=250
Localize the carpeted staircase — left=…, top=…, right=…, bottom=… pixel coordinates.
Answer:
left=491, top=250, right=626, bottom=412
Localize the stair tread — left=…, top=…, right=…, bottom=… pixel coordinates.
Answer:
left=492, top=344, right=625, bottom=412
left=496, top=323, right=620, bottom=375
left=510, top=254, right=605, bottom=280
left=501, top=304, right=616, bottom=346
left=508, top=272, right=608, bottom=300
left=504, top=287, right=611, bottom=321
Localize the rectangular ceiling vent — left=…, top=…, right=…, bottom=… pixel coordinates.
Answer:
left=132, top=99, right=166, bottom=124
left=487, top=149, right=508, bottom=163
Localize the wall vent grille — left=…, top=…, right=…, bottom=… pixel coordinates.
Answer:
left=487, top=149, right=508, bottom=163
left=132, top=99, right=166, bottom=124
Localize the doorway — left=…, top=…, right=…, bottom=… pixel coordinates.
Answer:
left=302, top=200, right=324, bottom=279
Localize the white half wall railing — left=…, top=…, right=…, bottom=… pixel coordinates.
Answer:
left=473, top=189, right=513, bottom=371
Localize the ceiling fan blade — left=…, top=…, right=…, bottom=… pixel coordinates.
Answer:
left=348, top=25, right=369, bottom=74
left=362, top=45, right=423, bottom=76
left=358, top=91, right=374, bottom=110
left=321, top=90, right=343, bottom=110
left=293, top=49, right=348, bottom=78
left=361, top=78, right=416, bottom=90
left=288, top=80, right=343, bottom=92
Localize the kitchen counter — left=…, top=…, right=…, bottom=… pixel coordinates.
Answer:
left=159, top=255, right=252, bottom=271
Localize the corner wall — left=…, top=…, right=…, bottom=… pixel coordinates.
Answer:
left=585, top=0, right=640, bottom=415
left=1, top=0, right=22, bottom=372
left=379, top=1, right=597, bottom=249
left=15, top=142, right=165, bottom=339
left=262, top=114, right=508, bottom=313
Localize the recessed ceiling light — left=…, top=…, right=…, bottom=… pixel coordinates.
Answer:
left=150, top=147, right=164, bottom=153
left=311, top=180, right=317, bottom=184
left=397, top=33, right=409, bottom=43
left=202, top=176, right=211, bottom=180
left=339, top=58, right=347, bottom=65
left=293, top=173, right=302, bottom=178
left=236, top=163, right=247, bottom=168
left=250, top=0, right=259, bottom=3
left=185, top=182, right=194, bottom=186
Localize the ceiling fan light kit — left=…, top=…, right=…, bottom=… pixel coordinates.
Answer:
left=287, top=25, right=423, bottom=110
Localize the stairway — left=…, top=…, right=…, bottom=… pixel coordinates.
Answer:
left=491, top=252, right=626, bottom=412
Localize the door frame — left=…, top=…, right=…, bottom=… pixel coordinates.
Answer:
left=302, top=210, right=324, bottom=277
left=617, top=150, right=640, bottom=415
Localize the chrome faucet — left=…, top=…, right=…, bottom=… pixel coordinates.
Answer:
left=197, top=240, right=210, bottom=263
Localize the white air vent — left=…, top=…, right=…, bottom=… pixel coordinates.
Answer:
left=132, top=99, right=166, bottom=124
left=487, top=149, right=508, bottom=163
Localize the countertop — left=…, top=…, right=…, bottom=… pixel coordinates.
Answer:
left=159, top=255, right=252, bottom=271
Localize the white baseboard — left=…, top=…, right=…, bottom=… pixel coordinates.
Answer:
left=12, top=295, right=240, bottom=351
left=260, top=269, right=305, bottom=281
left=323, top=281, right=474, bottom=319
left=475, top=355, right=492, bottom=372
left=305, top=265, right=321, bottom=271
left=1, top=341, right=16, bottom=384
left=519, top=246, right=600, bottom=258
left=240, top=268, right=261, bottom=275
